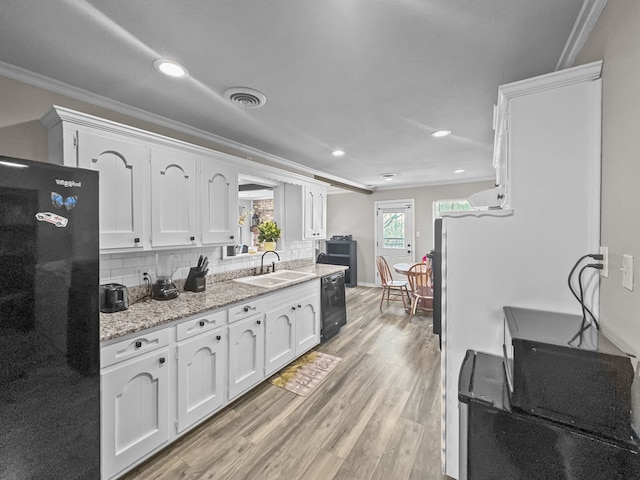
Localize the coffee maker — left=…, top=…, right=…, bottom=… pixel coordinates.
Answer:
left=152, top=254, right=180, bottom=300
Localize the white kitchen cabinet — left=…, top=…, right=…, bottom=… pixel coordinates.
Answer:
left=68, top=129, right=148, bottom=250
left=264, top=280, right=321, bottom=375
left=228, top=313, right=265, bottom=400
left=176, top=327, right=226, bottom=432
left=295, top=292, right=320, bottom=354
left=264, top=304, right=296, bottom=376
left=101, top=347, right=170, bottom=480
left=304, top=183, right=327, bottom=239
left=149, top=147, right=198, bottom=248
left=440, top=61, right=603, bottom=479
left=284, top=182, right=327, bottom=241
left=200, top=158, right=238, bottom=245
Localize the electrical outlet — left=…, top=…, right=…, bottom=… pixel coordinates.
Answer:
left=600, top=246, right=608, bottom=278
left=622, top=254, right=634, bottom=291
left=135, top=268, right=148, bottom=286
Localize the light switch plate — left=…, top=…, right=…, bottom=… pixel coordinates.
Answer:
left=622, top=254, right=634, bottom=291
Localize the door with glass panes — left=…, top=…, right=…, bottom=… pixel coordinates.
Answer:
left=374, top=200, right=414, bottom=286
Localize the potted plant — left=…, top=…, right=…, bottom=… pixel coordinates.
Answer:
left=257, top=220, right=281, bottom=251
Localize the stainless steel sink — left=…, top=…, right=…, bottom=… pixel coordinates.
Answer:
left=233, top=270, right=316, bottom=288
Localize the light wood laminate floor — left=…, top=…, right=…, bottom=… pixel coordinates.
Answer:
left=123, top=286, right=450, bottom=480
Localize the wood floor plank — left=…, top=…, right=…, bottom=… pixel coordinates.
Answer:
left=332, top=386, right=411, bottom=480
left=120, top=286, right=450, bottom=480
left=370, top=417, right=425, bottom=480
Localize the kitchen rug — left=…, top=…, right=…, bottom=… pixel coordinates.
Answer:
left=270, top=351, right=342, bottom=397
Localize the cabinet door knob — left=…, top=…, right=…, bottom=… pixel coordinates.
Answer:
left=135, top=341, right=142, bottom=349
left=230, top=235, right=235, bottom=239
left=243, top=306, right=250, bottom=313
left=159, top=357, right=166, bottom=364
left=292, top=306, right=296, bottom=311
left=199, top=320, right=205, bottom=327
left=216, top=335, right=221, bottom=341
left=190, top=236, right=195, bottom=241
left=256, top=320, right=262, bottom=325
left=298, top=305, right=302, bottom=309
left=134, top=237, right=140, bottom=244
left=497, top=193, right=505, bottom=200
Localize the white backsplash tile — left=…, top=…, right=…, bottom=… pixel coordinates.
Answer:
left=99, top=241, right=315, bottom=287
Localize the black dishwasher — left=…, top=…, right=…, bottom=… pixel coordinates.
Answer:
left=321, top=271, right=347, bottom=342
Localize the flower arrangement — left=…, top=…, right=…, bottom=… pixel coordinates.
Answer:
left=238, top=211, right=248, bottom=226
left=257, top=220, right=281, bottom=243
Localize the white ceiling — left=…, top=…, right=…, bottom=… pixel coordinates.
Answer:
left=0, top=0, right=594, bottom=191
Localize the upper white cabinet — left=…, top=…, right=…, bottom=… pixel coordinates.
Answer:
left=200, top=158, right=238, bottom=245
left=42, top=106, right=240, bottom=252
left=149, top=147, right=198, bottom=248
left=69, top=129, right=147, bottom=250
left=284, top=182, right=327, bottom=241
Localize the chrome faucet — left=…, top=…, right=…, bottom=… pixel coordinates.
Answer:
left=260, top=250, right=280, bottom=274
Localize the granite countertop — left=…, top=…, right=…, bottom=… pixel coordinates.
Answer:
left=100, top=263, right=348, bottom=343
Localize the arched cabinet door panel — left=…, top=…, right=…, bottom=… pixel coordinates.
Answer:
left=200, top=159, right=237, bottom=245
left=101, top=349, right=170, bottom=480
left=150, top=147, right=198, bottom=248
left=76, top=131, right=145, bottom=250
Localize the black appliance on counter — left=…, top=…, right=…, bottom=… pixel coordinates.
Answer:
left=459, top=351, right=640, bottom=480
left=503, top=306, right=635, bottom=443
left=320, top=270, right=347, bottom=342
left=100, top=282, right=129, bottom=312
left=0, top=156, right=100, bottom=479
left=458, top=306, right=640, bottom=480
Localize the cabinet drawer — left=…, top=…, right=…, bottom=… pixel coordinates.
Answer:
left=263, top=281, right=319, bottom=310
left=176, top=310, right=227, bottom=341
left=101, top=328, right=171, bottom=368
left=228, top=299, right=264, bottom=324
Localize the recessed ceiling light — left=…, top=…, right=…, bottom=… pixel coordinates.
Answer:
left=380, top=173, right=396, bottom=181
left=332, top=150, right=345, bottom=157
left=0, top=160, right=28, bottom=168
left=154, top=59, right=189, bottom=78
left=431, top=129, right=452, bottom=138
left=454, top=169, right=465, bottom=173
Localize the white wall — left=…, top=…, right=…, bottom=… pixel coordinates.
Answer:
left=576, top=0, right=640, bottom=429
left=326, top=180, right=495, bottom=285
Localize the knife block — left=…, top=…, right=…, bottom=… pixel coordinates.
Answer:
left=184, top=267, right=206, bottom=292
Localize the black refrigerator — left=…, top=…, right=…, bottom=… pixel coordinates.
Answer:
left=0, top=156, right=100, bottom=479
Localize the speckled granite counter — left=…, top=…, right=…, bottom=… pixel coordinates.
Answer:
left=100, top=263, right=348, bottom=343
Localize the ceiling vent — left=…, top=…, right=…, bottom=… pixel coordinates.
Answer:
left=224, top=87, right=267, bottom=109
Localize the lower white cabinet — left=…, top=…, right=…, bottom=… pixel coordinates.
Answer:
left=265, top=304, right=296, bottom=376
left=176, top=328, right=227, bottom=433
left=100, top=278, right=322, bottom=479
left=228, top=313, right=265, bottom=400
left=101, top=348, right=170, bottom=480
left=264, top=280, right=321, bottom=375
left=295, top=293, right=320, bottom=355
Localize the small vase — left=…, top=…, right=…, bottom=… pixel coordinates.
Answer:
left=264, top=241, right=276, bottom=251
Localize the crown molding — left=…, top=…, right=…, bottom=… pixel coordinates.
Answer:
left=556, top=0, right=608, bottom=70
left=0, top=60, right=370, bottom=191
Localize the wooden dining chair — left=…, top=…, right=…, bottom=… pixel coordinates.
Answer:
left=406, top=262, right=434, bottom=320
left=376, top=256, right=410, bottom=310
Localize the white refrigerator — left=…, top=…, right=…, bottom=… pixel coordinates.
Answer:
left=439, top=61, right=603, bottom=479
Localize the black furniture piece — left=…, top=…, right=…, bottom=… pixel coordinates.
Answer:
left=459, top=351, right=640, bottom=480
left=323, top=239, right=357, bottom=287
